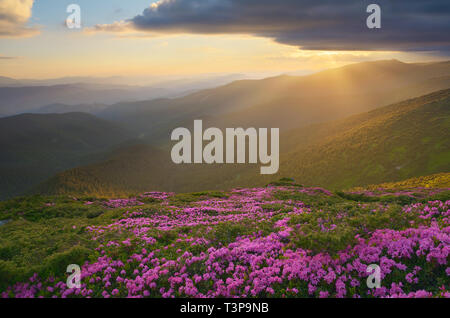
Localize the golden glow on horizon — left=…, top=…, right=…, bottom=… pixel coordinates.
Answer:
left=0, top=32, right=442, bottom=79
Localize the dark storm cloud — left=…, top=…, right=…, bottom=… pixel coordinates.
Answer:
left=128, top=0, right=450, bottom=52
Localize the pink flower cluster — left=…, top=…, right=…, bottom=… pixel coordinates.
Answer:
left=2, top=187, right=449, bottom=298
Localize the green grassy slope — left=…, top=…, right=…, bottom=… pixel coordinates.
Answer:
left=1, top=176, right=449, bottom=294
left=351, top=172, right=450, bottom=190
left=276, top=89, right=450, bottom=189
left=34, top=90, right=450, bottom=197
left=34, top=144, right=172, bottom=197
left=0, top=113, right=134, bottom=199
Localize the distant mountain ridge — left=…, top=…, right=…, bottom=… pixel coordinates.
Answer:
left=2, top=60, right=450, bottom=199
left=33, top=103, right=109, bottom=115
left=0, top=84, right=174, bottom=117
left=0, top=73, right=254, bottom=117
left=0, top=113, right=134, bottom=199
left=95, top=60, right=450, bottom=143
left=34, top=89, right=450, bottom=197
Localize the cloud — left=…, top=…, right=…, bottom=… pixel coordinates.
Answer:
left=84, top=20, right=158, bottom=39
left=0, top=0, right=39, bottom=38
left=0, top=54, right=18, bottom=59
left=89, top=0, right=450, bottom=52
left=85, top=20, right=135, bottom=34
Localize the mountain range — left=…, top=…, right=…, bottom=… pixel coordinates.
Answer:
left=35, top=89, right=450, bottom=197
left=95, top=60, right=450, bottom=143
left=0, top=73, right=254, bottom=117
left=1, top=59, right=449, bottom=199
left=0, top=113, right=134, bottom=199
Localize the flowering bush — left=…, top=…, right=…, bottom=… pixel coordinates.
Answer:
left=1, top=185, right=449, bottom=298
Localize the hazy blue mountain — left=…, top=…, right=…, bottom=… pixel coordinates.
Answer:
left=33, top=103, right=108, bottom=115
left=35, top=89, right=450, bottom=197
left=0, top=74, right=256, bottom=117
left=97, top=60, right=450, bottom=144
left=3, top=60, right=450, bottom=199
left=0, top=84, right=176, bottom=117
left=0, top=112, right=134, bottom=199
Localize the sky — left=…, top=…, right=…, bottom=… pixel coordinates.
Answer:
left=0, top=0, right=449, bottom=79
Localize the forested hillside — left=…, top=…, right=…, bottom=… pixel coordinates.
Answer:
left=0, top=113, right=134, bottom=199
left=35, top=90, right=450, bottom=197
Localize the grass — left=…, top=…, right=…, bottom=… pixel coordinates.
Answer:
left=0, top=177, right=449, bottom=294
